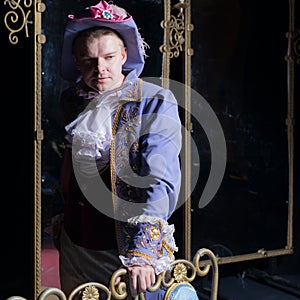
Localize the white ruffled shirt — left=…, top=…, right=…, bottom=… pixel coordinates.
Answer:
left=64, top=87, right=123, bottom=174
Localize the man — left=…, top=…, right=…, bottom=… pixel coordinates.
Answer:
left=59, top=1, right=182, bottom=298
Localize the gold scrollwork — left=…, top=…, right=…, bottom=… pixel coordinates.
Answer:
left=161, top=12, right=185, bottom=58
left=35, top=247, right=218, bottom=300
left=160, top=0, right=193, bottom=59
left=168, top=13, right=185, bottom=58
left=4, top=0, right=33, bottom=45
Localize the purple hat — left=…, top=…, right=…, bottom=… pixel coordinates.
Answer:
left=61, top=0, right=148, bottom=82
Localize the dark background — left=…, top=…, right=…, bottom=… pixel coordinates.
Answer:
left=189, top=0, right=290, bottom=256
left=1, top=2, right=35, bottom=298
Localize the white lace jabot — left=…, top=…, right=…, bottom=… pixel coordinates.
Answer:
left=65, top=83, right=131, bottom=173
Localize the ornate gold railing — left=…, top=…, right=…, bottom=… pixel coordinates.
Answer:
left=8, top=248, right=218, bottom=300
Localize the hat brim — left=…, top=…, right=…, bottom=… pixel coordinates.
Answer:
left=61, top=17, right=145, bottom=82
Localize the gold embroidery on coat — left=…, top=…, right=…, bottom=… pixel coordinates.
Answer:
left=126, top=250, right=154, bottom=260
left=149, top=226, right=161, bottom=241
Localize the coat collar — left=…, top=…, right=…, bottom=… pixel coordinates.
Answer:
left=119, top=70, right=143, bottom=102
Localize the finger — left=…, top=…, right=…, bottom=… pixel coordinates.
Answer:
left=130, top=274, right=138, bottom=296
left=114, top=276, right=121, bottom=285
left=143, top=265, right=156, bottom=287
left=138, top=276, right=147, bottom=293
left=130, top=281, right=138, bottom=298
left=143, top=265, right=155, bottom=286
left=144, top=272, right=155, bottom=290
left=150, top=270, right=156, bottom=285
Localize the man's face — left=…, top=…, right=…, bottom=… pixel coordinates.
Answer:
left=74, top=33, right=127, bottom=92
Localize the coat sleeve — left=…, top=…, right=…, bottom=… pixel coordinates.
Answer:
left=118, top=86, right=182, bottom=274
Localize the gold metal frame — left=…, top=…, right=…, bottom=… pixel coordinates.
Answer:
left=159, top=0, right=297, bottom=266
left=3, top=0, right=299, bottom=298
left=160, top=0, right=194, bottom=260
left=34, top=2, right=46, bottom=299
left=215, top=0, right=298, bottom=265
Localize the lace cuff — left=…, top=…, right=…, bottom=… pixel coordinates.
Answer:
left=119, top=215, right=178, bottom=275
left=119, top=253, right=173, bottom=275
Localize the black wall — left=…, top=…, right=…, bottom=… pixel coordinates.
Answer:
left=1, top=3, right=35, bottom=299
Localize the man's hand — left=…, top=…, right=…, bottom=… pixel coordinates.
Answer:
left=127, top=265, right=156, bottom=297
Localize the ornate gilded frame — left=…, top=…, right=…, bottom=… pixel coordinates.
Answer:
left=159, top=0, right=297, bottom=265
left=3, top=0, right=299, bottom=299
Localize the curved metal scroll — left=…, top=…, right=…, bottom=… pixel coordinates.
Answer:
left=32, top=247, right=219, bottom=300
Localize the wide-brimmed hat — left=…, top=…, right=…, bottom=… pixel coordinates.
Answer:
left=61, top=0, right=148, bottom=82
